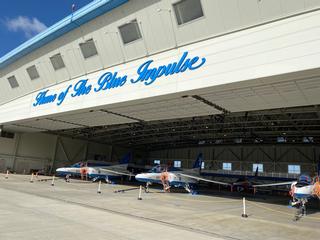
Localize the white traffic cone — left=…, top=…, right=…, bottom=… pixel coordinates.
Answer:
left=138, top=185, right=142, bottom=200
left=51, top=175, right=55, bottom=186
left=242, top=197, right=248, bottom=218
left=97, top=180, right=102, bottom=194
left=30, top=173, right=34, bottom=183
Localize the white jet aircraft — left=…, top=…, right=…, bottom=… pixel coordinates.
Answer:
left=56, top=153, right=134, bottom=182
left=135, top=153, right=221, bottom=193
left=181, top=162, right=320, bottom=220
left=252, top=173, right=320, bottom=220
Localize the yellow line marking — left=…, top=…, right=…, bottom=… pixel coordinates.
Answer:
left=147, top=191, right=240, bottom=203
left=247, top=201, right=320, bottom=221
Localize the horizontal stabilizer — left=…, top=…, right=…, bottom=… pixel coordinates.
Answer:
left=99, top=167, right=135, bottom=177
left=253, top=181, right=296, bottom=188
left=178, top=173, right=232, bottom=186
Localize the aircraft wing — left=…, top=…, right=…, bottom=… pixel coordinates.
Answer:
left=178, top=173, right=232, bottom=186
left=98, top=167, right=135, bottom=177
left=252, top=181, right=296, bottom=188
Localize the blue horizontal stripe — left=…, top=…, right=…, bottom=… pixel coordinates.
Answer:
left=56, top=171, right=81, bottom=177
left=294, top=193, right=311, bottom=199
left=0, top=0, right=128, bottom=69
left=135, top=178, right=162, bottom=184
left=135, top=178, right=190, bottom=187
left=88, top=173, right=121, bottom=179
left=56, top=171, right=121, bottom=180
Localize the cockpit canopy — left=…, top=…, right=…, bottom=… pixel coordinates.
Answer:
left=296, top=174, right=312, bottom=187
left=70, top=161, right=110, bottom=168
left=149, top=164, right=181, bottom=173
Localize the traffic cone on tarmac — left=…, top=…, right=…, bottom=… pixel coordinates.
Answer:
left=30, top=173, right=34, bottom=183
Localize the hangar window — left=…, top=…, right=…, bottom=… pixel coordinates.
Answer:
left=79, top=39, right=98, bottom=59
left=277, top=136, right=287, bottom=143
left=50, top=53, right=65, bottom=70
left=7, top=76, right=19, bottom=88
left=288, top=165, right=301, bottom=174
left=174, top=160, right=182, bottom=168
left=222, top=162, right=232, bottom=171
left=252, top=164, right=263, bottom=173
left=173, top=0, right=204, bottom=25
left=119, top=19, right=142, bottom=44
left=154, top=160, right=161, bottom=165
left=26, top=65, right=40, bottom=80
left=302, top=137, right=314, bottom=143
left=201, top=161, right=205, bottom=169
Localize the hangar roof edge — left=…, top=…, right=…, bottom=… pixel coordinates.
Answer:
left=0, top=0, right=128, bottom=70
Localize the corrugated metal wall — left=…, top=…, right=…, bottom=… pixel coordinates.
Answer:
left=0, top=132, right=115, bottom=174
left=148, top=144, right=320, bottom=174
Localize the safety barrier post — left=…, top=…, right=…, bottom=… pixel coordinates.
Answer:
left=5, top=170, right=9, bottom=179
left=51, top=175, right=55, bottom=186
left=30, top=173, right=34, bottom=183
left=97, top=180, right=102, bottom=194
left=138, top=185, right=142, bottom=200
left=242, top=197, right=248, bottom=218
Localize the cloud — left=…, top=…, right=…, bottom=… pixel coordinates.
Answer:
left=4, top=16, right=47, bottom=38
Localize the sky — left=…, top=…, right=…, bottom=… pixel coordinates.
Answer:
left=0, top=0, right=93, bottom=58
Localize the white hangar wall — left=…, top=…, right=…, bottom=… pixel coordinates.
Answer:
left=2, top=9, right=320, bottom=125
left=0, top=0, right=320, bottom=106
left=0, top=133, right=116, bottom=174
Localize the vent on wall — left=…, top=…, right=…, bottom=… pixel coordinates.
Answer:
left=7, top=76, right=19, bottom=88
left=119, top=19, right=142, bottom=44
left=79, top=39, right=98, bottom=59
left=26, top=65, right=40, bottom=80
left=173, top=0, right=204, bottom=25
left=50, top=53, right=65, bottom=70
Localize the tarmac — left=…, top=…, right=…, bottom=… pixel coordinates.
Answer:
left=0, top=173, right=320, bottom=240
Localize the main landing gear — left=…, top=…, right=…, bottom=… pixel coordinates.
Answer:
left=291, top=198, right=307, bottom=221
left=145, top=182, right=151, bottom=193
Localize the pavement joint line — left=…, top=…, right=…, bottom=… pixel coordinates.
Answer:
left=247, top=200, right=320, bottom=221
left=0, top=185, right=243, bottom=240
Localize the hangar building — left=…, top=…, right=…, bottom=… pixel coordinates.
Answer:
left=0, top=0, right=320, bottom=177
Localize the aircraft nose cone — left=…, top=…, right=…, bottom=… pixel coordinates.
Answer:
left=135, top=174, right=142, bottom=180
left=55, top=168, right=67, bottom=176
left=135, top=173, right=147, bottom=181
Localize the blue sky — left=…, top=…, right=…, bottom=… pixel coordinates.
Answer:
left=0, top=0, right=92, bottom=57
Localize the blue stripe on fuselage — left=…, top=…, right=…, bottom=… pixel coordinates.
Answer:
left=135, top=178, right=190, bottom=187
left=88, top=173, right=121, bottom=179
left=294, top=193, right=311, bottom=199
left=56, top=171, right=121, bottom=180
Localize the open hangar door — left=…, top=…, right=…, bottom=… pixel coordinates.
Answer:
left=46, top=104, right=320, bottom=176
left=3, top=68, right=320, bottom=175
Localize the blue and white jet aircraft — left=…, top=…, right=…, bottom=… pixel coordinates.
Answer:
left=56, top=153, right=134, bottom=181
left=135, top=153, right=222, bottom=193
left=252, top=168, right=320, bottom=219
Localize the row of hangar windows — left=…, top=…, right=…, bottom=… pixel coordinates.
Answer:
left=6, top=0, right=204, bottom=89
left=154, top=160, right=302, bottom=174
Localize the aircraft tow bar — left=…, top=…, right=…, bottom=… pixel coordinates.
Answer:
left=113, top=187, right=141, bottom=193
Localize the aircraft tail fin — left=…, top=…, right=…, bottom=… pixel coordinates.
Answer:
left=192, top=153, right=203, bottom=169
left=254, top=166, right=259, bottom=178
left=119, top=152, right=131, bottom=165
